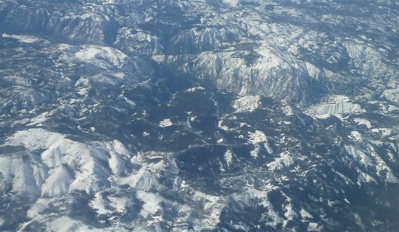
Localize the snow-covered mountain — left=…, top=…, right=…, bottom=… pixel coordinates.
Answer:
left=0, top=0, right=398, bottom=231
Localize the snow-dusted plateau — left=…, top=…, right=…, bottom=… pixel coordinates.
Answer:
left=0, top=0, right=398, bottom=231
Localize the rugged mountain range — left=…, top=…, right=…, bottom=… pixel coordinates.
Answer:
left=0, top=0, right=398, bottom=231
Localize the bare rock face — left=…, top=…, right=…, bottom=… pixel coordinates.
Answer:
left=0, top=0, right=398, bottom=231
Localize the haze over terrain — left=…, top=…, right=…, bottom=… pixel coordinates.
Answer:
left=0, top=0, right=398, bottom=231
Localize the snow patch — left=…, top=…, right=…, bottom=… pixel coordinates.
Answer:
left=75, top=45, right=128, bottom=68
left=108, top=151, right=126, bottom=175
left=233, top=95, right=261, bottom=113
left=308, top=222, right=320, bottom=231
left=264, top=141, right=274, bottom=154
left=27, top=110, right=56, bottom=126
left=349, top=131, right=362, bottom=142
left=2, top=33, right=45, bottom=43
left=0, top=156, right=40, bottom=196
left=5, top=128, right=134, bottom=196
left=232, top=189, right=282, bottom=227
left=300, top=208, right=313, bottom=219
left=345, top=145, right=374, bottom=168
left=250, top=144, right=260, bottom=159
left=191, top=191, right=225, bottom=230
left=41, top=166, right=72, bottom=197
left=137, top=190, right=162, bottom=218
left=223, top=0, right=240, bottom=7
left=248, top=130, right=267, bottom=144
left=371, top=128, right=392, bottom=138
left=46, top=216, right=98, bottom=232
left=267, top=152, right=295, bottom=171
left=6, top=128, right=63, bottom=151
left=90, top=192, right=112, bottom=215
left=108, top=196, right=129, bottom=213
left=306, top=95, right=365, bottom=117
left=185, top=86, right=205, bottom=92
left=283, top=202, right=298, bottom=227
left=357, top=170, right=377, bottom=185
left=354, top=118, right=372, bottom=128
left=224, top=149, right=233, bottom=167
left=159, top=119, right=173, bottom=127
left=381, top=88, right=399, bottom=102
